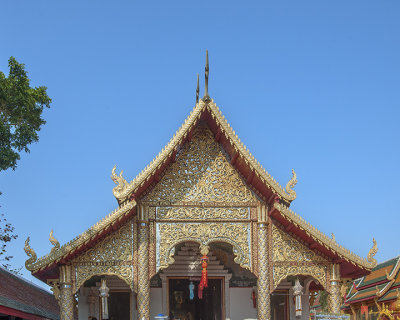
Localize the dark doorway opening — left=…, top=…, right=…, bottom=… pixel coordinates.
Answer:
left=168, top=278, right=223, bottom=320
left=108, top=291, right=130, bottom=320
left=271, top=290, right=288, bottom=320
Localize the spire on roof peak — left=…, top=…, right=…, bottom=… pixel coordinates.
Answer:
left=196, top=73, right=199, bottom=104
left=203, top=50, right=210, bottom=102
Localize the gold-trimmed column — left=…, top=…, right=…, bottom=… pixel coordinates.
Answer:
left=59, top=265, right=74, bottom=320
left=137, top=205, right=150, bottom=320
left=257, top=205, right=271, bottom=320
left=328, top=264, right=341, bottom=314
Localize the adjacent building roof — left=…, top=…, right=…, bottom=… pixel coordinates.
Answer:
left=0, top=267, right=59, bottom=320
left=344, top=256, right=400, bottom=306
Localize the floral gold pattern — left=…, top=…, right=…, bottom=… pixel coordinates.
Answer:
left=142, top=126, right=257, bottom=204
left=156, top=222, right=251, bottom=272
left=272, top=224, right=326, bottom=262
left=273, top=264, right=327, bottom=291
left=155, top=206, right=249, bottom=220
left=72, top=220, right=134, bottom=291
left=257, top=224, right=271, bottom=320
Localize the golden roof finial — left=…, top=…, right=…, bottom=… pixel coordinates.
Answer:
left=367, top=238, right=378, bottom=267
left=285, top=169, right=297, bottom=200
left=196, top=73, right=199, bottom=104
left=49, top=229, right=60, bottom=253
left=203, top=50, right=210, bottom=101
left=24, top=237, right=37, bottom=270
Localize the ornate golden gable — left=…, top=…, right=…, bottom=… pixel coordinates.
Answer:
left=271, top=224, right=329, bottom=290
left=141, top=125, right=258, bottom=205
left=71, top=219, right=136, bottom=292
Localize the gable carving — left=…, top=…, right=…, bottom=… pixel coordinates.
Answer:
left=142, top=125, right=257, bottom=205
left=271, top=224, right=329, bottom=290
left=272, top=224, right=327, bottom=263
left=72, top=219, right=134, bottom=291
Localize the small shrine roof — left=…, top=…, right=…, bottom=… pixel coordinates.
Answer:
left=344, top=256, right=400, bottom=305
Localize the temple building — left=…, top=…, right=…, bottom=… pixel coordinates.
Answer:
left=25, top=53, right=378, bottom=320
left=342, top=255, right=400, bottom=319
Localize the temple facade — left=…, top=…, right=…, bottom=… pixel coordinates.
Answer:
left=25, top=56, right=378, bottom=320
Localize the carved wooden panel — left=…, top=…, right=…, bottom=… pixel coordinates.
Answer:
left=72, top=219, right=134, bottom=291
left=271, top=224, right=329, bottom=290
left=155, top=222, right=252, bottom=272
left=141, top=125, right=257, bottom=205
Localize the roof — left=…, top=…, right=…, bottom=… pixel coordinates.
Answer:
left=344, top=256, right=400, bottom=305
left=111, top=99, right=297, bottom=204
left=26, top=97, right=376, bottom=282
left=271, top=203, right=377, bottom=277
left=0, top=267, right=59, bottom=319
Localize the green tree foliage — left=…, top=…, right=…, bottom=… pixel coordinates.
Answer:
left=0, top=57, right=51, bottom=272
left=0, top=56, right=51, bottom=171
left=0, top=212, right=18, bottom=270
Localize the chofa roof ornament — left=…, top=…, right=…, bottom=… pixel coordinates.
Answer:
left=367, top=238, right=378, bottom=267
left=285, top=169, right=298, bottom=200
left=111, top=165, right=130, bottom=202
left=24, top=237, right=37, bottom=271
left=49, top=229, right=60, bottom=253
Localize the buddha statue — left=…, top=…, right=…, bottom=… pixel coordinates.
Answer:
left=171, top=291, right=194, bottom=320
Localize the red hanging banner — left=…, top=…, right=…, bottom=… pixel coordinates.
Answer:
left=198, top=253, right=209, bottom=299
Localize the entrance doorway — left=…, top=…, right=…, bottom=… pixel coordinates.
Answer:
left=168, top=278, right=223, bottom=320
left=270, top=290, right=288, bottom=320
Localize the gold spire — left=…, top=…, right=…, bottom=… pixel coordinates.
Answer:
left=196, top=73, right=199, bottom=103
left=203, top=50, right=210, bottom=101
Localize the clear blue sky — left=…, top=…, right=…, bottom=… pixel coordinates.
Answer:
left=1, top=1, right=399, bottom=288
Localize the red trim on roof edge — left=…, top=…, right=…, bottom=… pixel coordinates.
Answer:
left=0, top=305, right=47, bottom=320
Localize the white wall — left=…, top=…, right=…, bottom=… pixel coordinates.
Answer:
left=150, top=288, right=163, bottom=319
left=229, top=288, right=257, bottom=320
left=78, top=287, right=89, bottom=320
left=78, top=287, right=100, bottom=320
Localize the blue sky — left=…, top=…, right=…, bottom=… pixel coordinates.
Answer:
left=1, top=1, right=399, bottom=288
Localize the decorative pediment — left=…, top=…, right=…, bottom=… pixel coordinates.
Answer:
left=271, top=224, right=329, bottom=290
left=272, top=224, right=327, bottom=263
left=141, top=125, right=258, bottom=206
left=71, top=219, right=135, bottom=292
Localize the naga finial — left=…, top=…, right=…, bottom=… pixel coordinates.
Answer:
left=367, top=238, right=378, bottom=267
left=196, top=73, right=199, bottom=104
left=24, top=237, right=37, bottom=270
left=285, top=169, right=298, bottom=200
left=49, top=229, right=60, bottom=253
left=111, top=165, right=130, bottom=202
left=203, top=50, right=210, bottom=101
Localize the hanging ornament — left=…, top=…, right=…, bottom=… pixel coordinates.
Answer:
left=198, top=245, right=209, bottom=299
left=292, top=278, right=303, bottom=317
left=189, top=281, right=195, bottom=300
left=99, top=279, right=110, bottom=320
